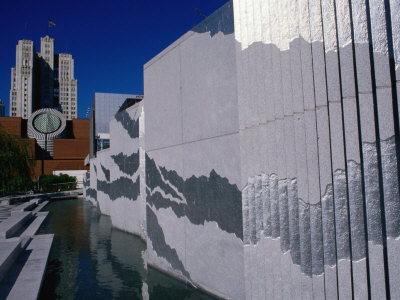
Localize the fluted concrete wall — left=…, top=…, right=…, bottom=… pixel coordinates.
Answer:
left=84, top=102, right=146, bottom=239
left=83, top=0, right=400, bottom=298
left=235, top=0, right=400, bottom=299
left=86, top=160, right=97, bottom=206
left=108, top=102, right=146, bottom=238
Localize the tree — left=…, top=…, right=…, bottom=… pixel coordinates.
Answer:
left=0, top=128, right=35, bottom=194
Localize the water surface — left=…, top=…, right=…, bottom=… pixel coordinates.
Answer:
left=38, top=199, right=215, bottom=300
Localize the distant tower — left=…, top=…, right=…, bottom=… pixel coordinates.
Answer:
left=58, top=53, right=78, bottom=119
left=0, top=99, right=5, bottom=117
left=9, top=40, right=37, bottom=118
left=8, top=36, right=78, bottom=120
left=39, top=35, right=55, bottom=109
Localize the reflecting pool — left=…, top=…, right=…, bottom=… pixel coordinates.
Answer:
left=38, top=199, right=215, bottom=300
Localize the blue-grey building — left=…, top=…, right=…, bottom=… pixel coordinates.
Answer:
left=0, top=99, right=5, bottom=117
left=90, top=92, right=143, bottom=157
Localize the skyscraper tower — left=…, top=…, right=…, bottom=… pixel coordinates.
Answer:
left=9, top=36, right=78, bottom=120
left=9, top=40, right=37, bottom=118
left=39, top=35, right=55, bottom=109
left=58, top=53, right=78, bottom=119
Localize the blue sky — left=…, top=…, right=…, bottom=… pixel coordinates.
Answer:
left=0, top=0, right=228, bottom=118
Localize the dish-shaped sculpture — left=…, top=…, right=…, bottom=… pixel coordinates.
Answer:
left=33, top=112, right=62, bottom=134
left=28, top=108, right=66, bottom=157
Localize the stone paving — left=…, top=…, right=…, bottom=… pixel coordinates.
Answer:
left=0, top=195, right=53, bottom=300
left=0, top=204, right=16, bottom=223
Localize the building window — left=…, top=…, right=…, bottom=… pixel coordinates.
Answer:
left=97, top=139, right=110, bottom=151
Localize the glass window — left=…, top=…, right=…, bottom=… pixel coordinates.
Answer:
left=96, top=139, right=110, bottom=152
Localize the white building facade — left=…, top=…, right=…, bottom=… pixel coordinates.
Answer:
left=58, top=54, right=78, bottom=119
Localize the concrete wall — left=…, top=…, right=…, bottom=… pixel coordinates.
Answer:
left=86, top=161, right=97, bottom=207
left=83, top=0, right=400, bottom=298
left=108, top=102, right=146, bottom=238
left=235, top=0, right=400, bottom=299
left=87, top=102, right=146, bottom=239
left=143, top=2, right=244, bottom=299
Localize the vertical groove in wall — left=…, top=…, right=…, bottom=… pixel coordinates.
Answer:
left=384, top=0, right=400, bottom=140
left=270, top=2, right=284, bottom=299
left=367, top=0, right=395, bottom=298
left=303, top=1, right=320, bottom=299
left=243, top=185, right=250, bottom=245
left=288, top=1, right=304, bottom=297
left=281, top=1, right=298, bottom=297
left=333, top=0, right=358, bottom=298
left=321, top=0, right=354, bottom=298
left=347, top=0, right=372, bottom=298
left=317, top=0, right=339, bottom=298
left=388, top=0, right=400, bottom=134
left=382, top=2, right=400, bottom=298
left=297, top=3, right=325, bottom=300
left=249, top=177, right=256, bottom=245
left=384, top=0, right=400, bottom=219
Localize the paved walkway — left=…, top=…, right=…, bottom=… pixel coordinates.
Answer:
left=0, top=204, right=15, bottom=223
left=0, top=196, right=53, bottom=300
left=0, top=189, right=82, bottom=224
left=0, top=189, right=83, bottom=205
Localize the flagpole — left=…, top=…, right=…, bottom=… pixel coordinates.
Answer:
left=47, top=19, right=56, bottom=37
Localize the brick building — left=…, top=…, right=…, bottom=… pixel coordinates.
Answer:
left=0, top=116, right=89, bottom=178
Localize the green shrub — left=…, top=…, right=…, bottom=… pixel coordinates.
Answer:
left=39, top=174, right=77, bottom=192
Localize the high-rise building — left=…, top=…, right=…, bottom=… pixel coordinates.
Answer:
left=39, top=35, right=55, bottom=109
left=9, top=35, right=78, bottom=120
left=9, top=40, right=37, bottom=119
left=0, top=99, right=5, bottom=117
left=58, top=54, right=78, bottom=119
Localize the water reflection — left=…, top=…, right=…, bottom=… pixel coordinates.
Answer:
left=38, top=199, right=214, bottom=300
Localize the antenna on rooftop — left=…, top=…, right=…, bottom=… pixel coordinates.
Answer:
left=194, top=8, right=207, bottom=19
left=85, top=107, right=91, bottom=119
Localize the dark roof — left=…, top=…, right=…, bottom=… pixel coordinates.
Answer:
left=117, top=97, right=143, bottom=113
